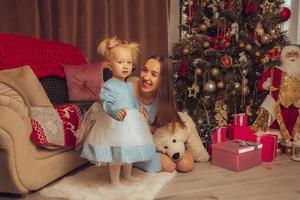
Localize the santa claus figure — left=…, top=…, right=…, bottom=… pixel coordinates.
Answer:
left=252, top=45, right=300, bottom=146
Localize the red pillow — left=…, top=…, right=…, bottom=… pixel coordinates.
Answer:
left=63, top=62, right=107, bottom=101
left=30, top=104, right=81, bottom=148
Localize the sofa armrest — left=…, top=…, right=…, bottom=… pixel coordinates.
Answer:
left=0, top=106, right=33, bottom=194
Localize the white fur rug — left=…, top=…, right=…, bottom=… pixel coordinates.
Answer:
left=40, top=166, right=176, bottom=200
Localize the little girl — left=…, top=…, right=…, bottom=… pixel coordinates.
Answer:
left=79, top=37, right=156, bottom=186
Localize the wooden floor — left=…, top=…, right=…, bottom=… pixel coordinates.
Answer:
left=1, top=154, right=299, bottom=200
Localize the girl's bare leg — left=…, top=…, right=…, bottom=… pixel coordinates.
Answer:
left=122, top=163, right=140, bottom=181
left=109, top=163, right=122, bottom=185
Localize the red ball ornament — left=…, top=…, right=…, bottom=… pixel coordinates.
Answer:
left=281, top=7, right=291, bottom=22
left=220, top=55, right=233, bottom=68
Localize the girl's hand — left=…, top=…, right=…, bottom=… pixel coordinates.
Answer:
left=139, top=106, right=149, bottom=121
left=117, top=108, right=127, bottom=121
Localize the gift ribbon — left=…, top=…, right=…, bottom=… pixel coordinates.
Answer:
left=239, top=115, right=243, bottom=126
left=233, top=139, right=261, bottom=149
left=217, top=128, right=222, bottom=143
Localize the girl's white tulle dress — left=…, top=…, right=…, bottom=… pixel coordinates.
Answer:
left=76, top=79, right=156, bottom=165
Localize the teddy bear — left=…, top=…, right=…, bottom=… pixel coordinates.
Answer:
left=153, top=112, right=209, bottom=172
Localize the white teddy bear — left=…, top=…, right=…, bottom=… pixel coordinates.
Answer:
left=153, top=112, right=209, bottom=163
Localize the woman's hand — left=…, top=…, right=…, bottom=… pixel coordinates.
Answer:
left=117, top=108, right=127, bottom=121
left=269, top=85, right=278, bottom=91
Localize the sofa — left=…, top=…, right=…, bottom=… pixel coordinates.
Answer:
left=0, top=33, right=106, bottom=195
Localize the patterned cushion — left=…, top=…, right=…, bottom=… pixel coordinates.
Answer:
left=30, top=104, right=81, bottom=148
left=40, top=77, right=69, bottom=105
left=63, top=62, right=106, bottom=101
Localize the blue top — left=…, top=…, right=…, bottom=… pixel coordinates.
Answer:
left=137, top=99, right=157, bottom=125
left=127, top=83, right=158, bottom=125
left=100, top=79, right=139, bottom=120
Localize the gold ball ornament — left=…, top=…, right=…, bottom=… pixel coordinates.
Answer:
left=199, top=24, right=208, bottom=32
left=255, top=51, right=261, bottom=57
left=239, top=42, right=245, bottom=48
left=203, top=41, right=210, bottom=48
left=242, top=86, right=250, bottom=95
left=217, top=81, right=225, bottom=89
left=195, top=68, right=203, bottom=76
left=245, top=44, right=253, bottom=51
left=234, top=82, right=241, bottom=91
left=183, top=48, right=189, bottom=55
left=211, top=67, right=220, bottom=77
left=204, top=81, right=216, bottom=93
left=261, top=34, right=272, bottom=44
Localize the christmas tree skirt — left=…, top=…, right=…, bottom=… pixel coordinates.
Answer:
left=40, top=165, right=175, bottom=200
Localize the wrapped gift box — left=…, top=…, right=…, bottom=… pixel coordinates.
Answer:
left=234, top=113, right=248, bottom=127
left=208, top=127, right=227, bottom=155
left=212, top=140, right=262, bottom=171
left=247, top=134, right=277, bottom=162
left=228, top=126, right=252, bottom=140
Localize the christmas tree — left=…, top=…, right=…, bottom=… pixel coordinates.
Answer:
left=172, top=0, right=291, bottom=143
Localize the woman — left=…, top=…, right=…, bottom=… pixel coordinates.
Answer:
left=131, top=55, right=195, bottom=173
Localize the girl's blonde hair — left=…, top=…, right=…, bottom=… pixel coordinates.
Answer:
left=97, top=36, right=140, bottom=64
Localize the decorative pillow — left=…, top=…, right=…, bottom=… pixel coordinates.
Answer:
left=30, top=104, right=81, bottom=148
left=0, top=65, right=53, bottom=107
left=63, top=62, right=107, bottom=101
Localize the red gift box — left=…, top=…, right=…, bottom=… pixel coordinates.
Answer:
left=228, top=126, right=252, bottom=140
left=247, top=134, right=277, bottom=162
left=234, top=113, right=248, bottom=127
left=212, top=140, right=262, bottom=171
left=208, top=127, right=227, bottom=155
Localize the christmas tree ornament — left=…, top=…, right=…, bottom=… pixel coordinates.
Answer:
left=199, top=23, right=208, bottom=32
left=242, top=86, right=250, bottom=95
left=204, top=80, right=216, bottom=93
left=242, top=78, right=249, bottom=85
left=195, top=68, right=203, bottom=76
left=260, top=0, right=275, bottom=14
left=239, top=51, right=248, bottom=64
left=269, top=28, right=278, bottom=39
left=211, top=67, right=220, bottom=77
left=241, top=68, right=248, bottom=76
left=203, top=41, right=210, bottom=48
left=245, top=44, right=253, bottom=51
left=179, top=58, right=189, bottom=77
left=255, top=51, right=261, bottom=57
left=280, top=7, right=291, bottom=22
left=213, top=12, right=220, bottom=19
left=217, top=81, right=225, bottom=89
left=261, top=34, right=271, bottom=44
left=201, top=1, right=208, bottom=8
left=255, top=22, right=264, bottom=37
left=183, top=47, right=190, bottom=55
left=234, top=82, right=241, bottom=91
left=188, top=83, right=200, bottom=98
left=244, top=0, right=257, bottom=15
left=220, top=55, right=233, bottom=68
left=239, top=42, right=245, bottom=48
left=214, top=100, right=228, bottom=127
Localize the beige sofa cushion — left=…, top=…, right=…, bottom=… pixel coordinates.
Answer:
left=0, top=66, right=52, bottom=107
